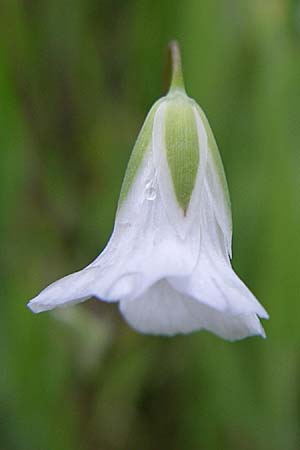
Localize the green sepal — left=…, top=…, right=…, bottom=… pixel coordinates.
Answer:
left=165, top=95, right=199, bottom=214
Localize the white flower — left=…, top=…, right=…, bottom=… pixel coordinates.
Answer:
left=28, top=42, right=268, bottom=341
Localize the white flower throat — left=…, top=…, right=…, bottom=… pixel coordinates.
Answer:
left=28, top=42, right=268, bottom=341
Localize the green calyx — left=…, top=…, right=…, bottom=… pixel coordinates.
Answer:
left=165, top=95, right=199, bottom=214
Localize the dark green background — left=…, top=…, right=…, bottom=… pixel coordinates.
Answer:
left=1, top=1, right=300, bottom=449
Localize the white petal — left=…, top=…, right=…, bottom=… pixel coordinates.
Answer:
left=119, top=279, right=266, bottom=340
left=169, top=252, right=268, bottom=320
left=194, top=104, right=232, bottom=257
left=27, top=265, right=132, bottom=313
left=169, top=183, right=268, bottom=321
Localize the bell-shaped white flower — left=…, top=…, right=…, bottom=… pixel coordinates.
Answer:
left=28, top=42, right=268, bottom=341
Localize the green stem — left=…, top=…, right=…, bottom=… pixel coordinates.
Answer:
left=168, top=40, right=185, bottom=93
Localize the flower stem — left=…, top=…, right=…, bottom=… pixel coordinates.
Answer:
left=168, top=40, right=186, bottom=93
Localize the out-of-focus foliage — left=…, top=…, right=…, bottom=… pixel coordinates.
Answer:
left=1, top=1, right=300, bottom=449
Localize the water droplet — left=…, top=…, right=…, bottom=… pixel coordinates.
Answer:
left=145, top=181, right=156, bottom=201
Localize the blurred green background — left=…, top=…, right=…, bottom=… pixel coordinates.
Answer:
left=1, top=0, right=300, bottom=449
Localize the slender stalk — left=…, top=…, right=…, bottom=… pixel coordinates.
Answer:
left=168, top=40, right=185, bottom=93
